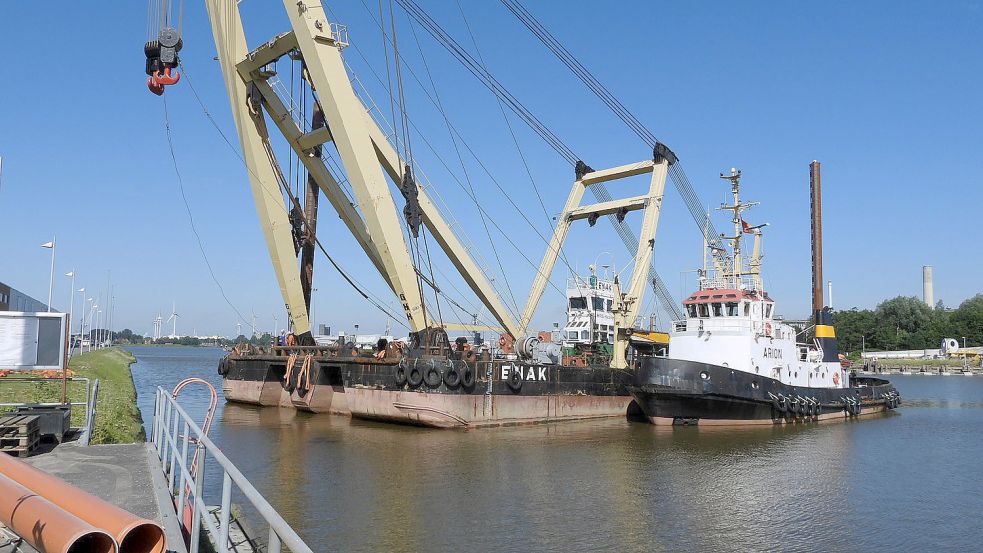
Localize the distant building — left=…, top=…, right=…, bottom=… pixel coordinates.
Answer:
left=0, top=281, right=53, bottom=313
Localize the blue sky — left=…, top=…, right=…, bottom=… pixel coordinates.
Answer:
left=1, top=1, right=980, bottom=337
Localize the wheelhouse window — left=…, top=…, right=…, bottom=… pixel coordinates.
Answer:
left=765, top=304, right=773, bottom=318
left=711, top=303, right=722, bottom=317
left=687, top=304, right=698, bottom=318
left=592, top=297, right=605, bottom=310
left=697, top=303, right=709, bottom=318
left=568, top=331, right=578, bottom=340
left=570, top=297, right=587, bottom=309
left=725, top=302, right=739, bottom=316
left=580, top=330, right=589, bottom=340
left=743, top=302, right=751, bottom=316
left=606, top=299, right=613, bottom=312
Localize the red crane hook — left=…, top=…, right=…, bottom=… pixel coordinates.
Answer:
left=153, top=66, right=181, bottom=86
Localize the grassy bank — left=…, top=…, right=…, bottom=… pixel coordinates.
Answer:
left=0, top=348, right=145, bottom=444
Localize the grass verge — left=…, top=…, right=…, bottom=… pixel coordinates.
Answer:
left=0, top=348, right=145, bottom=444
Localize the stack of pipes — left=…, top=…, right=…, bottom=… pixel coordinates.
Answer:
left=0, top=453, right=165, bottom=553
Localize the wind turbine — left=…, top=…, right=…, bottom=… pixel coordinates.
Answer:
left=165, top=302, right=179, bottom=337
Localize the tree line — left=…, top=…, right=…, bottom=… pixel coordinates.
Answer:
left=109, top=329, right=276, bottom=347
left=834, top=294, right=983, bottom=353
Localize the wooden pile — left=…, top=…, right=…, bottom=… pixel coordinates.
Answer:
left=0, top=415, right=40, bottom=457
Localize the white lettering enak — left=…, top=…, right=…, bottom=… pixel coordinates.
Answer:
left=501, top=364, right=548, bottom=381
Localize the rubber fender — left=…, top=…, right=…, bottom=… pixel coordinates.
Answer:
left=506, top=369, right=522, bottom=393
left=424, top=364, right=443, bottom=388
left=407, top=364, right=424, bottom=387
left=394, top=363, right=408, bottom=386
left=461, top=365, right=476, bottom=388
left=443, top=365, right=461, bottom=388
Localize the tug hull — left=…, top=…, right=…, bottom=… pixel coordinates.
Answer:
left=631, top=357, right=900, bottom=426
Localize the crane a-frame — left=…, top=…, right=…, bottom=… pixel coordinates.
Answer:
left=176, top=0, right=670, bottom=367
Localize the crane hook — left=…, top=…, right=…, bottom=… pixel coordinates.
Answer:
left=154, top=66, right=181, bottom=86
left=147, top=75, right=164, bottom=96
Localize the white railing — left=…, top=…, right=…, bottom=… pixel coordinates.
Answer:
left=151, top=387, right=313, bottom=553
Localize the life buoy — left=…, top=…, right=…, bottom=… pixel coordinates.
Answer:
left=443, top=365, right=461, bottom=388
left=461, top=365, right=476, bottom=388
left=832, top=371, right=840, bottom=385
left=463, top=349, right=477, bottom=363
left=506, top=369, right=522, bottom=393
left=424, top=363, right=443, bottom=388
left=765, top=322, right=773, bottom=336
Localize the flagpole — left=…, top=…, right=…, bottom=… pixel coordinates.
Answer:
left=67, top=271, right=76, bottom=357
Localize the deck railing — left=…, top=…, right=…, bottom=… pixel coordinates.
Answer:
left=151, top=386, right=313, bottom=553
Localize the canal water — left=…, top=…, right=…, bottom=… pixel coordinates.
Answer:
left=128, top=346, right=983, bottom=552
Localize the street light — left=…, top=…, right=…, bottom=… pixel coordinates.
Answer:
left=41, top=238, right=55, bottom=311
left=75, top=287, right=85, bottom=353
left=963, top=337, right=968, bottom=349
left=66, top=271, right=76, bottom=355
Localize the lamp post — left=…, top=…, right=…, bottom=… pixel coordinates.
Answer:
left=97, top=309, right=103, bottom=349
left=66, top=272, right=76, bottom=356
left=41, top=238, right=56, bottom=311
left=88, top=302, right=97, bottom=352
left=75, top=287, right=85, bottom=353
left=963, top=337, right=968, bottom=349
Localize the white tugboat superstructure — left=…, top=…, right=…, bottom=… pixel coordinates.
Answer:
left=631, top=169, right=901, bottom=426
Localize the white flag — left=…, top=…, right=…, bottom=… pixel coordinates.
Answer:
left=41, top=241, right=54, bottom=248
left=65, top=271, right=74, bottom=277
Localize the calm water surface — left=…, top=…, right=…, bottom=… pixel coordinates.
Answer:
left=127, top=346, right=983, bottom=552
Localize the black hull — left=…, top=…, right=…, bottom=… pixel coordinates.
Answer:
left=631, top=357, right=900, bottom=426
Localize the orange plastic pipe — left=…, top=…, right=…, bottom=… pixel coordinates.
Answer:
left=0, top=453, right=165, bottom=553
left=0, top=472, right=117, bottom=553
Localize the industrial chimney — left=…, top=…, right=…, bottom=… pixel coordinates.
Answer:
left=923, top=266, right=934, bottom=307
left=810, top=161, right=824, bottom=318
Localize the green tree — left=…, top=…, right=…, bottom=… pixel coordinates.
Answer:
left=951, top=295, right=983, bottom=347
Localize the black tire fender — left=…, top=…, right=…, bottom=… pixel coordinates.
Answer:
left=506, top=369, right=522, bottom=393
left=424, top=362, right=443, bottom=388
left=407, top=361, right=424, bottom=388
left=394, top=360, right=408, bottom=387
left=461, top=365, right=476, bottom=388
left=443, top=364, right=461, bottom=388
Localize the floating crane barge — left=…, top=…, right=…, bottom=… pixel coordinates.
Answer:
left=143, top=0, right=678, bottom=427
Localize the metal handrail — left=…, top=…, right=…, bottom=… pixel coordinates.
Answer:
left=151, top=387, right=313, bottom=553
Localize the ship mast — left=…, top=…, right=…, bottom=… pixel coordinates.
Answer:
left=718, top=169, right=758, bottom=289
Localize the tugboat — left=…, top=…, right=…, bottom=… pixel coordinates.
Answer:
left=631, top=166, right=900, bottom=426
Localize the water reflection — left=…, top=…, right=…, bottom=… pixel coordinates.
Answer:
left=130, top=349, right=983, bottom=552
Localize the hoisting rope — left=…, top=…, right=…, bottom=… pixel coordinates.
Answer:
left=394, top=0, right=684, bottom=321
left=499, top=0, right=724, bottom=253
left=160, top=65, right=411, bottom=331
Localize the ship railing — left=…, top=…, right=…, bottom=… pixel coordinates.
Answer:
left=151, top=386, right=313, bottom=553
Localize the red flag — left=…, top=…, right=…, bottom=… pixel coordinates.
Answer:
left=741, top=219, right=753, bottom=234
